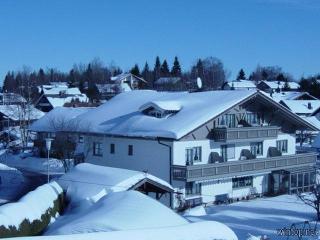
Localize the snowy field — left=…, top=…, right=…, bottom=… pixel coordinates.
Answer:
left=186, top=195, right=316, bottom=240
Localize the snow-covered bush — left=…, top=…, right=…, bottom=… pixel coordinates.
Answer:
left=0, top=181, right=65, bottom=238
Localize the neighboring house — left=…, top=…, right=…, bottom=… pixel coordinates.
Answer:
left=0, top=93, right=26, bottom=105
left=36, top=85, right=88, bottom=112
left=154, top=77, right=183, bottom=91
left=257, top=80, right=300, bottom=93
left=30, top=90, right=318, bottom=209
left=0, top=104, right=44, bottom=131
left=279, top=100, right=320, bottom=117
left=222, top=80, right=256, bottom=90
left=264, top=91, right=317, bottom=103
left=95, top=73, right=147, bottom=100
left=29, top=107, right=92, bottom=156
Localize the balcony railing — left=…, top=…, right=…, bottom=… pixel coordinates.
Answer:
left=212, top=126, right=280, bottom=142
left=172, top=152, right=317, bottom=182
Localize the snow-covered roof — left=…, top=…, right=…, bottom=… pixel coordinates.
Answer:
left=280, top=100, right=320, bottom=115
left=70, top=90, right=257, bottom=139
left=57, top=163, right=173, bottom=203
left=302, top=116, right=320, bottom=130
left=0, top=104, right=44, bottom=121
left=264, top=91, right=317, bottom=103
left=225, top=80, right=256, bottom=89
left=260, top=80, right=300, bottom=90
left=155, top=77, right=181, bottom=85
left=29, top=107, right=91, bottom=132
left=67, top=89, right=317, bottom=139
left=96, top=83, right=117, bottom=93
left=43, top=87, right=82, bottom=96
left=0, top=93, right=26, bottom=104
left=111, top=73, right=146, bottom=83
left=47, top=94, right=88, bottom=108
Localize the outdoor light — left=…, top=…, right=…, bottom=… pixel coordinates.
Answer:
left=45, top=138, right=53, bottom=183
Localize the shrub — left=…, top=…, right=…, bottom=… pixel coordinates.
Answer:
left=0, top=192, right=65, bottom=238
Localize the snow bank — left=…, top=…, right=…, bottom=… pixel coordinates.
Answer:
left=58, top=163, right=172, bottom=203
left=0, top=181, right=63, bottom=228
left=45, top=190, right=186, bottom=235
left=11, top=221, right=238, bottom=240
left=183, top=206, right=207, bottom=217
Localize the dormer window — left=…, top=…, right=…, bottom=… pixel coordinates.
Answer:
left=139, top=101, right=182, bottom=119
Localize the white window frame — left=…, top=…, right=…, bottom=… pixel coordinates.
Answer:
left=185, top=147, right=202, bottom=165
left=93, top=142, right=103, bottom=156
left=276, top=140, right=288, bottom=153
left=250, top=142, right=263, bottom=156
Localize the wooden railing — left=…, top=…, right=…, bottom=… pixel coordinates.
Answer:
left=212, top=126, right=280, bottom=142
left=172, top=152, right=317, bottom=182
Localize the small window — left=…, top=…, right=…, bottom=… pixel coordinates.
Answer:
left=78, top=135, right=84, bottom=143
left=221, top=144, right=235, bottom=161
left=110, top=143, right=115, bottom=154
left=93, top=142, right=103, bottom=156
left=250, top=142, right=263, bottom=156
left=232, top=176, right=253, bottom=189
left=276, top=140, right=288, bottom=153
left=128, top=145, right=133, bottom=156
left=185, top=147, right=202, bottom=165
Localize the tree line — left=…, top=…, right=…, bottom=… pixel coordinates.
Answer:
left=2, top=57, right=320, bottom=100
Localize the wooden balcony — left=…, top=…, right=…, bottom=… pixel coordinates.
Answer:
left=172, top=152, right=317, bottom=182
left=212, top=126, right=280, bottom=142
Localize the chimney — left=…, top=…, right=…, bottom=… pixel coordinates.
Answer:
left=308, top=102, right=312, bottom=109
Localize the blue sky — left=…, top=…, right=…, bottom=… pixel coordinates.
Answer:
left=0, top=0, right=319, bottom=82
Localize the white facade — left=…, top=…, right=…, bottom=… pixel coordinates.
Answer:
left=82, top=131, right=296, bottom=208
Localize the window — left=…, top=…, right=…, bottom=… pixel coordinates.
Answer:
left=221, top=144, right=235, bottom=161
left=185, top=147, right=202, bottom=165
left=276, top=140, right=288, bottom=153
left=220, top=114, right=236, bottom=127
left=185, top=182, right=201, bottom=196
left=78, top=135, right=84, bottom=143
left=232, top=176, right=253, bottom=189
left=291, top=174, right=297, bottom=188
left=246, top=113, right=259, bottom=125
left=128, top=145, right=133, bottom=156
left=93, top=142, right=102, bottom=156
left=110, top=143, right=115, bottom=154
left=250, top=142, right=263, bottom=156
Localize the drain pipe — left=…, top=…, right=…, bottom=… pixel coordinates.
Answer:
left=157, top=138, right=173, bottom=208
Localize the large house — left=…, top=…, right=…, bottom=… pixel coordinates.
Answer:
left=36, top=84, right=88, bottom=112
left=30, top=90, right=318, bottom=208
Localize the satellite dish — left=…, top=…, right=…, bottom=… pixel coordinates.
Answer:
left=196, top=77, right=202, bottom=89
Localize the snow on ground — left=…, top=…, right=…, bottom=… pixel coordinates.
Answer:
left=0, top=181, right=62, bottom=228
left=185, top=195, right=315, bottom=240
left=45, top=190, right=188, bottom=235
left=0, top=163, right=26, bottom=205
left=8, top=221, right=237, bottom=240
left=0, top=151, right=64, bottom=174
left=41, top=190, right=237, bottom=240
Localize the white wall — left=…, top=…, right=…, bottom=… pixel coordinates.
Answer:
left=84, top=135, right=172, bottom=184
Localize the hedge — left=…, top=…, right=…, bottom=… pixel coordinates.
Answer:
left=0, top=192, right=65, bottom=238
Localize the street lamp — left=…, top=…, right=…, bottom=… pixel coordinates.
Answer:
left=45, top=138, right=53, bottom=183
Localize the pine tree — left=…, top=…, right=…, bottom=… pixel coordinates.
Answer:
left=130, top=64, right=140, bottom=76
left=196, top=59, right=204, bottom=79
left=142, top=62, right=152, bottom=88
left=236, top=69, right=246, bottom=80
left=171, top=56, right=181, bottom=77
left=38, top=68, right=46, bottom=85
left=154, top=56, right=161, bottom=81
left=68, top=69, right=76, bottom=87
left=160, top=59, right=170, bottom=77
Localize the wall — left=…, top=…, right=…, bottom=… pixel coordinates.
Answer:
left=84, top=135, right=172, bottom=184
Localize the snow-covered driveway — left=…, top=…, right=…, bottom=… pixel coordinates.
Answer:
left=186, top=195, right=316, bottom=239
